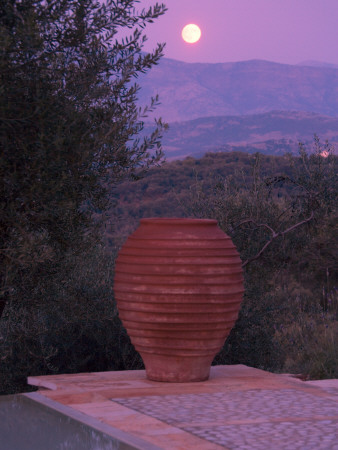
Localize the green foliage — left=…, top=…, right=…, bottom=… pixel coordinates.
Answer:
left=110, top=151, right=295, bottom=240
left=187, top=141, right=337, bottom=379
left=110, top=142, right=337, bottom=379
left=0, top=244, right=143, bottom=394
left=108, top=142, right=337, bottom=379
left=273, top=287, right=337, bottom=380
left=1, top=0, right=167, bottom=301
left=0, top=0, right=165, bottom=393
left=111, top=141, right=337, bottom=379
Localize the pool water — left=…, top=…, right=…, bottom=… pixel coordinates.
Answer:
left=0, top=393, right=143, bottom=449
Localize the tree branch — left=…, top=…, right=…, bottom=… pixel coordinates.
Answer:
left=236, top=219, right=277, bottom=237
left=241, top=211, right=314, bottom=268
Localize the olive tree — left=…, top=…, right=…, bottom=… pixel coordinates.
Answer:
left=0, top=0, right=167, bottom=393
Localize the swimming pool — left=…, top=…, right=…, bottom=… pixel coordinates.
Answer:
left=0, top=392, right=158, bottom=449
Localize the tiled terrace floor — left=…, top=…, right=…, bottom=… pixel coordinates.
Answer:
left=28, top=365, right=338, bottom=449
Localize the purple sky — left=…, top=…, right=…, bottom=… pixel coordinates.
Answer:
left=136, top=0, right=338, bottom=65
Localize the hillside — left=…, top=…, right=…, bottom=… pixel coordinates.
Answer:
left=137, top=58, right=338, bottom=122
left=110, top=151, right=302, bottom=242
left=111, top=148, right=337, bottom=380
left=142, top=111, right=338, bottom=160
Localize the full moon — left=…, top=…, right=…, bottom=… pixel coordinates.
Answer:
left=182, top=24, right=201, bottom=44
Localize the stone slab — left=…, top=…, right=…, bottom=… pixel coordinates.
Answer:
left=28, top=365, right=338, bottom=449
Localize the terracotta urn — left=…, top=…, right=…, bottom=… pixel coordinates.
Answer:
left=114, top=218, right=244, bottom=382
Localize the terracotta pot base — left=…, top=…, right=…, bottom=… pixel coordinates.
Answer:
left=142, top=353, right=213, bottom=382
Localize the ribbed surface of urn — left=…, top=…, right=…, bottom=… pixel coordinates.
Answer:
left=114, top=218, right=244, bottom=382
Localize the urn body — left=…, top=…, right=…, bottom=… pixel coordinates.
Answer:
left=114, top=218, right=244, bottom=382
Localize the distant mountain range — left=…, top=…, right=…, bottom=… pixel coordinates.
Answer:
left=296, top=61, right=338, bottom=69
left=142, top=111, right=338, bottom=160
left=137, top=58, right=338, bottom=123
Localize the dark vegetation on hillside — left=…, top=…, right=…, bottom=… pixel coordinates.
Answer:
left=111, top=145, right=327, bottom=236
left=1, top=139, right=337, bottom=394
left=110, top=151, right=285, bottom=239
left=110, top=141, right=337, bottom=380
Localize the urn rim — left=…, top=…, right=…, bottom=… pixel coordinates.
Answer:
left=140, top=217, right=217, bottom=226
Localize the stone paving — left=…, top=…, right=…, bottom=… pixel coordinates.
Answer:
left=28, top=365, right=338, bottom=450
left=113, top=389, right=338, bottom=449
